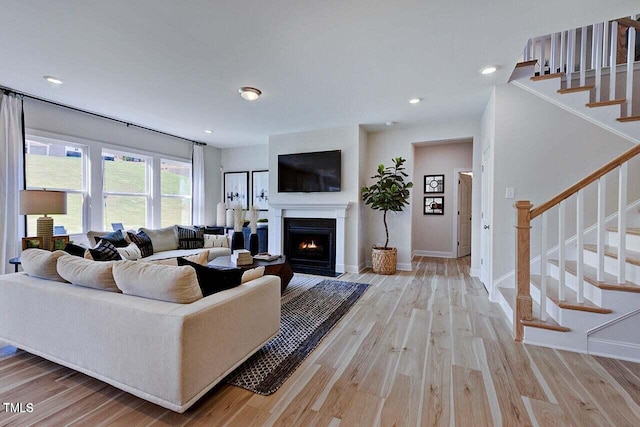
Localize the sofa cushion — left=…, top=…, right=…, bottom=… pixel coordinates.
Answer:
left=241, top=266, right=265, bottom=284
left=92, top=230, right=128, bottom=248
left=112, top=261, right=203, bottom=304
left=204, top=234, right=229, bottom=248
left=145, top=250, right=209, bottom=266
left=56, top=255, right=120, bottom=292
left=177, top=257, right=243, bottom=297
left=127, top=231, right=154, bottom=258
left=116, top=242, right=142, bottom=261
left=139, top=226, right=178, bottom=252
left=176, top=226, right=205, bottom=250
left=63, top=243, right=87, bottom=257
left=21, top=249, right=68, bottom=282
left=88, top=240, right=123, bottom=262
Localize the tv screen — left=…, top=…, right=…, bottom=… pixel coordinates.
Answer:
left=278, top=150, right=341, bottom=192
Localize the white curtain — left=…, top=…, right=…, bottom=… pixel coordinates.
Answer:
left=0, top=93, right=25, bottom=273
left=192, top=144, right=206, bottom=225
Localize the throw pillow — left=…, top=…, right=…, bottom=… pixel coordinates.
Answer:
left=63, top=243, right=87, bottom=257
left=56, top=255, right=121, bottom=292
left=88, top=240, right=123, bottom=262
left=177, top=257, right=243, bottom=297
left=241, top=266, right=265, bottom=284
left=93, top=229, right=128, bottom=248
left=176, top=226, right=205, bottom=250
left=116, top=242, right=142, bottom=261
left=204, top=234, right=229, bottom=248
left=112, top=261, right=202, bottom=304
left=127, top=230, right=154, bottom=258
left=20, top=249, right=68, bottom=282
left=139, top=226, right=179, bottom=252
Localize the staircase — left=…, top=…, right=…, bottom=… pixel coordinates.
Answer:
left=497, top=15, right=640, bottom=362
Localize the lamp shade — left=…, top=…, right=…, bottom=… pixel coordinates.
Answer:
left=20, top=190, right=67, bottom=215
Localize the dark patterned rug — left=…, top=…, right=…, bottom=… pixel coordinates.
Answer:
left=225, top=276, right=369, bottom=395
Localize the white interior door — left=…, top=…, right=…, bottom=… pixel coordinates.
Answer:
left=480, top=148, right=493, bottom=292
left=457, top=173, right=472, bottom=257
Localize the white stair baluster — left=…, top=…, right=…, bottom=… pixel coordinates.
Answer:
left=560, top=31, right=566, bottom=74
left=591, top=24, right=597, bottom=70
left=540, top=212, right=548, bottom=321
left=618, top=163, right=627, bottom=284
left=550, top=33, right=557, bottom=74
left=540, top=37, right=546, bottom=75
left=597, top=176, right=606, bottom=282
left=595, top=23, right=603, bottom=102
left=626, top=27, right=635, bottom=117
left=602, top=21, right=609, bottom=68
left=577, top=189, right=585, bottom=303
left=558, top=201, right=566, bottom=301
left=610, top=21, right=618, bottom=102
left=580, top=26, right=588, bottom=86
left=567, top=29, right=576, bottom=89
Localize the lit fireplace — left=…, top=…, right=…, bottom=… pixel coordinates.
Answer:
left=299, top=240, right=322, bottom=251
left=284, top=218, right=336, bottom=276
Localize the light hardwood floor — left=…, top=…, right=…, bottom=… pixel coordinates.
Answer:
left=2, top=257, right=640, bottom=426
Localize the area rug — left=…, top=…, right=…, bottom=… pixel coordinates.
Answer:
left=225, top=276, right=369, bottom=395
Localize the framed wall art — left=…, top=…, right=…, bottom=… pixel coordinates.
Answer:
left=224, top=171, right=249, bottom=209
left=424, top=196, right=444, bottom=215
left=424, top=174, right=444, bottom=193
left=251, top=170, right=269, bottom=211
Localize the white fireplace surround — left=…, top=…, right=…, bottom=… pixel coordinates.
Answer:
left=269, top=203, right=350, bottom=274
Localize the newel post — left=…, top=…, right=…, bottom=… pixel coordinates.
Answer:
left=514, top=200, right=533, bottom=342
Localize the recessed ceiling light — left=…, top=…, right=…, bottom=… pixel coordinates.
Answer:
left=408, top=98, right=422, bottom=104
left=204, top=129, right=213, bottom=134
left=480, top=66, right=498, bottom=75
left=43, top=75, right=63, bottom=85
left=385, top=121, right=397, bottom=126
left=239, top=87, right=262, bottom=101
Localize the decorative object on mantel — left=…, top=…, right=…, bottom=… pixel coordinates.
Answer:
left=424, top=196, right=444, bottom=215
left=20, top=189, right=68, bottom=251
left=225, top=208, right=234, bottom=228
left=216, top=202, right=227, bottom=227
left=424, top=174, right=444, bottom=193
left=249, top=206, right=260, bottom=255
left=224, top=171, right=249, bottom=209
left=231, top=206, right=245, bottom=251
left=252, top=170, right=269, bottom=211
left=361, top=157, right=413, bottom=275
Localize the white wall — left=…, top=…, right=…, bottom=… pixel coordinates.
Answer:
left=221, top=144, right=269, bottom=219
left=268, top=125, right=362, bottom=272
left=479, top=88, right=496, bottom=286
left=365, top=119, right=481, bottom=271
left=358, top=126, right=368, bottom=270
left=412, top=140, right=473, bottom=257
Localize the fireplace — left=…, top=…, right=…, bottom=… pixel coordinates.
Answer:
left=284, top=218, right=337, bottom=276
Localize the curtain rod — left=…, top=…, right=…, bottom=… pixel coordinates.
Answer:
left=1, top=86, right=208, bottom=146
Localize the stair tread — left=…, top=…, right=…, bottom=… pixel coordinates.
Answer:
left=498, top=287, right=570, bottom=332
left=530, top=275, right=612, bottom=314
left=584, top=244, right=640, bottom=267
left=607, top=227, right=640, bottom=236
left=617, top=116, right=640, bottom=123
left=557, top=85, right=595, bottom=94
left=516, top=59, right=538, bottom=68
left=549, top=259, right=640, bottom=293
left=586, top=99, right=626, bottom=108
left=531, top=72, right=564, bottom=81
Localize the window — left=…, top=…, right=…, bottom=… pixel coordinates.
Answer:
left=25, top=138, right=87, bottom=235
left=103, top=150, right=149, bottom=230
left=161, top=159, right=192, bottom=227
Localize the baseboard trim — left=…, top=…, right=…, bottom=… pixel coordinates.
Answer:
left=344, top=264, right=364, bottom=274
left=469, top=268, right=481, bottom=278
left=364, top=261, right=413, bottom=272
left=588, top=338, right=640, bottom=363
left=412, top=250, right=454, bottom=259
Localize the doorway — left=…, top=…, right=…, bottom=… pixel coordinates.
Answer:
left=456, top=172, right=472, bottom=257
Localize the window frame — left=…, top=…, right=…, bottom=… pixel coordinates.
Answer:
left=160, top=158, right=193, bottom=227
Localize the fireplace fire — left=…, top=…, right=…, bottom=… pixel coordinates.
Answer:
left=284, top=218, right=336, bottom=276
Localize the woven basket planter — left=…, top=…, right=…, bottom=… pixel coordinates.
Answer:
left=371, top=247, right=397, bottom=275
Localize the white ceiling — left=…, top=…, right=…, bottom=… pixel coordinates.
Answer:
left=0, top=1, right=637, bottom=147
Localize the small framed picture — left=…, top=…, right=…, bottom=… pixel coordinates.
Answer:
left=252, top=170, right=269, bottom=211
left=22, top=236, right=44, bottom=250
left=224, top=171, right=249, bottom=209
left=424, top=197, right=444, bottom=215
left=51, top=235, right=70, bottom=251
left=424, top=174, right=444, bottom=193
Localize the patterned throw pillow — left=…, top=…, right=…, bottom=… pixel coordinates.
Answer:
left=176, top=226, right=205, bottom=250
left=88, top=240, right=123, bottom=262
left=93, top=230, right=128, bottom=248
left=127, top=231, right=154, bottom=258
left=177, top=257, right=243, bottom=297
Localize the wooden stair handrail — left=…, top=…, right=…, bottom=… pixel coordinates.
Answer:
left=531, top=143, right=640, bottom=219
left=617, top=17, right=640, bottom=32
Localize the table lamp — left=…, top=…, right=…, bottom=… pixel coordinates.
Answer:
left=20, top=190, right=67, bottom=250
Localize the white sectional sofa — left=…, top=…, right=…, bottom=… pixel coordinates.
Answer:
left=0, top=270, right=281, bottom=412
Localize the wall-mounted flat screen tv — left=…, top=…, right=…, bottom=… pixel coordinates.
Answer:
left=278, top=150, right=341, bottom=192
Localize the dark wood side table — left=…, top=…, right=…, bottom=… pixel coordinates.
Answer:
left=208, top=255, right=293, bottom=294
left=9, top=257, right=21, bottom=273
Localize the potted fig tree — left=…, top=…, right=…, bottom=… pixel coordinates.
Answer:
left=361, top=157, right=413, bottom=274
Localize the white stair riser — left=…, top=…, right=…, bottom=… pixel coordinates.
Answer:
left=607, top=231, right=640, bottom=253
left=583, top=249, right=640, bottom=284
left=524, top=327, right=588, bottom=353
left=547, top=262, right=603, bottom=305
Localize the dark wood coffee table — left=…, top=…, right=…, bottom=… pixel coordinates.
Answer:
left=208, top=255, right=293, bottom=294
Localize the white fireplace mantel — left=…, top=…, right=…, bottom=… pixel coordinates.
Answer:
left=269, top=202, right=351, bottom=273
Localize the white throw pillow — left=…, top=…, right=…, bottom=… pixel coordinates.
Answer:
left=112, top=261, right=203, bottom=304
left=241, top=266, right=265, bottom=284
left=204, top=234, right=229, bottom=248
left=20, top=249, right=68, bottom=282
left=56, top=255, right=121, bottom=292
left=117, top=242, right=142, bottom=261
left=139, top=226, right=179, bottom=252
